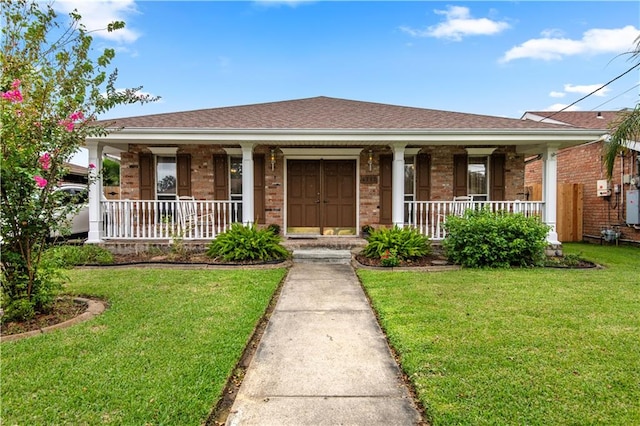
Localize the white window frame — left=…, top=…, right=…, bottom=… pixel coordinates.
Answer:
left=155, top=155, right=177, bottom=201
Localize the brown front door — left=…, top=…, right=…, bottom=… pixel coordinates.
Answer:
left=287, top=160, right=321, bottom=232
left=287, top=160, right=356, bottom=235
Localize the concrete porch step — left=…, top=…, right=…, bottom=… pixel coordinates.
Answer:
left=292, top=248, right=353, bottom=264
left=282, top=236, right=367, bottom=251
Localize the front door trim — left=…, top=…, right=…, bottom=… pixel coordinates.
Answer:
left=280, top=148, right=364, bottom=159
left=283, top=149, right=362, bottom=236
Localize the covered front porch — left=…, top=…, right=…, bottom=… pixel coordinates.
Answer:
left=85, top=140, right=565, bottom=244
left=98, top=198, right=545, bottom=242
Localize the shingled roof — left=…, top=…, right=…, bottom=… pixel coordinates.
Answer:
left=106, top=96, right=570, bottom=130
left=522, top=110, right=626, bottom=130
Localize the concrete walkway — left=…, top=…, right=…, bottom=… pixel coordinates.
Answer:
left=225, top=261, right=423, bottom=425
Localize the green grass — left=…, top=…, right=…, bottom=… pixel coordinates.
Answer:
left=1, top=267, right=287, bottom=425
left=358, top=243, right=640, bottom=425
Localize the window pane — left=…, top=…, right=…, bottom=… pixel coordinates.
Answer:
left=404, top=159, right=414, bottom=197
left=468, top=157, right=487, bottom=196
left=157, top=156, right=176, bottom=195
left=230, top=157, right=242, bottom=196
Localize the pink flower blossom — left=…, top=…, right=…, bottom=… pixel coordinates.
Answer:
left=34, top=176, right=48, bottom=188
left=1, top=89, right=22, bottom=103
left=88, top=163, right=96, bottom=169
left=11, top=79, right=21, bottom=89
left=69, top=111, right=84, bottom=121
left=39, top=153, right=51, bottom=170
left=58, top=119, right=74, bottom=132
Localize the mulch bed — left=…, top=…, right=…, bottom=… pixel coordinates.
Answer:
left=354, top=245, right=452, bottom=267
left=1, top=297, right=88, bottom=336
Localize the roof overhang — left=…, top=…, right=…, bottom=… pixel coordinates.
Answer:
left=85, top=127, right=607, bottom=155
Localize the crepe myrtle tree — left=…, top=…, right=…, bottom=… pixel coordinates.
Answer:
left=0, top=0, right=157, bottom=322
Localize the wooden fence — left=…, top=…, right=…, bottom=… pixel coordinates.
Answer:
left=527, top=183, right=583, bottom=242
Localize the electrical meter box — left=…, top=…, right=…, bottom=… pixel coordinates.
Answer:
left=597, top=179, right=611, bottom=197
left=627, top=190, right=639, bottom=225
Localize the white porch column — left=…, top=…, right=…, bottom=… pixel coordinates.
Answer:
left=86, top=140, right=104, bottom=244
left=240, top=142, right=255, bottom=226
left=391, top=143, right=407, bottom=228
left=542, top=144, right=560, bottom=245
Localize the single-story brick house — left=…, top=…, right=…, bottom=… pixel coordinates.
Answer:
left=84, top=96, right=606, bottom=244
left=523, top=110, right=640, bottom=244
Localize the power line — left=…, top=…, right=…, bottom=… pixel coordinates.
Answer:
left=590, top=82, right=640, bottom=110
left=541, top=62, right=640, bottom=122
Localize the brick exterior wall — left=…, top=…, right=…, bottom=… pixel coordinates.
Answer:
left=120, top=143, right=527, bottom=232
left=525, top=141, right=640, bottom=243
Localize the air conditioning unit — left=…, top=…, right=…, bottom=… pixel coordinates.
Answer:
left=597, top=179, right=611, bottom=197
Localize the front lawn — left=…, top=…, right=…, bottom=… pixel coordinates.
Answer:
left=1, top=267, right=287, bottom=425
left=358, top=243, right=640, bottom=425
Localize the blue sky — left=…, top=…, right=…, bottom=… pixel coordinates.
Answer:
left=53, top=1, right=639, bottom=121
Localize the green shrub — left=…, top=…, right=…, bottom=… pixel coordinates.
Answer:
left=442, top=208, right=550, bottom=268
left=266, top=223, right=281, bottom=235
left=42, top=244, right=114, bottom=269
left=361, top=226, right=431, bottom=264
left=206, top=223, right=290, bottom=262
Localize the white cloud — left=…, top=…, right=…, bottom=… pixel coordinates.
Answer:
left=500, top=25, right=640, bottom=63
left=544, top=103, right=582, bottom=112
left=400, top=6, right=510, bottom=41
left=540, top=28, right=564, bottom=38
left=549, top=91, right=565, bottom=98
left=564, top=83, right=610, bottom=97
left=52, top=1, right=141, bottom=44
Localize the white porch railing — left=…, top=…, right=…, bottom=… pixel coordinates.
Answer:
left=405, top=201, right=545, bottom=240
left=101, top=200, right=241, bottom=240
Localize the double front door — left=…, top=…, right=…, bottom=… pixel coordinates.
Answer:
left=287, top=160, right=356, bottom=235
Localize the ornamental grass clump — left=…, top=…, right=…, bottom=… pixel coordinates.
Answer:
left=361, top=226, right=431, bottom=266
left=443, top=208, right=550, bottom=268
left=206, top=223, right=290, bottom=262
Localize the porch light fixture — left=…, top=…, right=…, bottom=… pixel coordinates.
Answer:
left=270, top=148, right=276, bottom=171
left=368, top=149, right=373, bottom=171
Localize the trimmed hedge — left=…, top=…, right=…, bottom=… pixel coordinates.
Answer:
left=443, top=208, right=550, bottom=268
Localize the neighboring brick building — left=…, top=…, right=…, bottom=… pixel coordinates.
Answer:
left=523, top=110, right=640, bottom=244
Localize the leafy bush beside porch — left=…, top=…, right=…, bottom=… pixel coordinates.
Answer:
left=361, top=226, right=432, bottom=267
left=206, top=223, right=290, bottom=262
left=443, top=208, right=550, bottom=268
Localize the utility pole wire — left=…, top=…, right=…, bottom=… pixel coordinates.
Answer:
left=541, top=62, right=640, bottom=122
left=590, top=83, right=640, bottom=111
